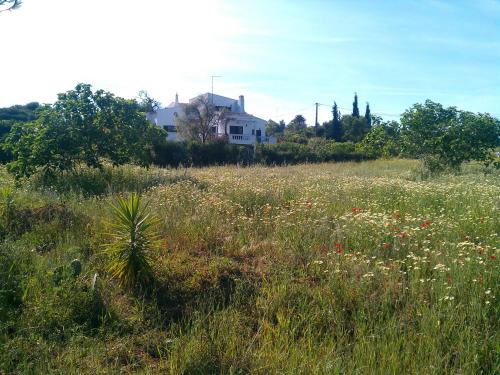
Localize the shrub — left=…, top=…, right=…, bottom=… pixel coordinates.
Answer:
left=400, top=100, right=500, bottom=171
left=187, top=140, right=253, bottom=166
left=103, top=193, right=160, bottom=289
left=255, top=140, right=368, bottom=165
left=152, top=141, right=189, bottom=167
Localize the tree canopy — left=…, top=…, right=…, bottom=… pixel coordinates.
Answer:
left=400, top=100, right=500, bottom=171
left=3, top=83, right=165, bottom=178
left=286, top=115, right=307, bottom=132
left=175, top=96, right=222, bottom=143
left=137, top=90, right=161, bottom=113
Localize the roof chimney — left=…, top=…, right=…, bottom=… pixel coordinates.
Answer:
left=175, top=93, right=179, bottom=106
left=239, top=95, right=245, bottom=113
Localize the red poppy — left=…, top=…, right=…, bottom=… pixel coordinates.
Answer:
left=490, top=255, right=497, bottom=260
left=420, top=220, right=431, bottom=229
left=335, top=242, right=343, bottom=253
left=351, top=207, right=362, bottom=213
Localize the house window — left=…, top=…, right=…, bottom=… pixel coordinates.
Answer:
left=163, top=125, right=177, bottom=132
left=229, top=125, right=243, bottom=134
left=252, top=129, right=255, bottom=135
left=211, top=126, right=217, bottom=133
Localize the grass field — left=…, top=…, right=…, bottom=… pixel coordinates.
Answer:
left=0, top=160, right=498, bottom=374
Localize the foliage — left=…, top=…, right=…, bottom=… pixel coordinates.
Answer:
left=352, top=92, right=360, bottom=117
left=3, top=84, right=166, bottom=178
left=341, top=114, right=371, bottom=142
left=0, top=160, right=498, bottom=373
left=27, top=163, right=196, bottom=197
left=0, top=102, right=40, bottom=163
left=152, top=140, right=190, bottom=167
left=324, top=101, right=342, bottom=141
left=150, top=140, right=254, bottom=168
left=186, top=140, right=253, bottom=167
left=286, top=114, right=307, bottom=132
left=0, top=0, right=21, bottom=12
left=103, top=193, right=159, bottom=289
left=400, top=100, right=500, bottom=171
left=176, top=95, right=222, bottom=143
left=255, top=139, right=367, bottom=164
left=137, top=90, right=161, bottom=113
left=0, top=102, right=40, bottom=124
left=265, top=119, right=285, bottom=137
left=365, top=102, right=372, bottom=128
left=357, top=123, right=400, bottom=158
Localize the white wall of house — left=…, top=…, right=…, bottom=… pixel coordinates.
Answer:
left=147, top=93, right=276, bottom=145
left=146, top=101, right=183, bottom=141
left=215, top=113, right=275, bottom=145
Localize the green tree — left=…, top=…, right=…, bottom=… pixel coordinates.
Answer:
left=400, top=100, right=500, bottom=171
left=0, top=102, right=41, bottom=163
left=357, top=124, right=400, bottom=158
left=326, top=101, right=342, bottom=141
left=176, top=96, right=221, bottom=143
left=4, top=83, right=165, bottom=178
left=265, top=119, right=285, bottom=137
left=352, top=93, right=360, bottom=117
left=365, top=103, right=372, bottom=129
left=286, top=114, right=307, bottom=132
left=137, top=90, right=161, bottom=113
left=341, top=115, right=368, bottom=143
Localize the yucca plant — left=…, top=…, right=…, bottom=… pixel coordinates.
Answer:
left=103, top=192, right=160, bottom=289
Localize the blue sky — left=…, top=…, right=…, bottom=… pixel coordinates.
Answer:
left=1, top=0, right=499, bottom=124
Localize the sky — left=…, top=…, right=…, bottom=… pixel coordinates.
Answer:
left=1, top=0, right=499, bottom=124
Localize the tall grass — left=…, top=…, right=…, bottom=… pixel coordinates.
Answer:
left=0, top=159, right=498, bottom=374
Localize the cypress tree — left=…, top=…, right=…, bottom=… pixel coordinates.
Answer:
left=352, top=93, right=360, bottom=117
left=365, top=102, right=372, bottom=129
left=332, top=101, right=342, bottom=141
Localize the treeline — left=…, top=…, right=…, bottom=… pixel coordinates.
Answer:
left=267, top=93, right=373, bottom=143
left=265, top=93, right=499, bottom=172
left=0, top=102, right=40, bottom=163
left=154, top=139, right=369, bottom=167
left=0, top=84, right=498, bottom=180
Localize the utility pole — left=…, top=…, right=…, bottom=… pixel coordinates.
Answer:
left=315, top=103, right=319, bottom=127
left=211, top=75, right=221, bottom=104
left=314, top=102, right=328, bottom=136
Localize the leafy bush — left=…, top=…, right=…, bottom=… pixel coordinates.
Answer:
left=356, top=125, right=401, bottom=158
left=255, top=140, right=368, bottom=165
left=400, top=100, right=500, bottom=171
left=153, top=141, right=189, bottom=167
left=187, top=140, right=253, bottom=166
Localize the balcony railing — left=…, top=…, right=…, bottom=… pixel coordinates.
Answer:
left=213, top=134, right=276, bottom=144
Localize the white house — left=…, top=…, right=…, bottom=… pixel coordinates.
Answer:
left=146, top=93, right=276, bottom=145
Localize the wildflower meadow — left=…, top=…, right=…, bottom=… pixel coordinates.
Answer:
left=0, top=159, right=498, bottom=374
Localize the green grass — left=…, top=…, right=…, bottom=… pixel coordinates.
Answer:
left=0, top=159, right=498, bottom=374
